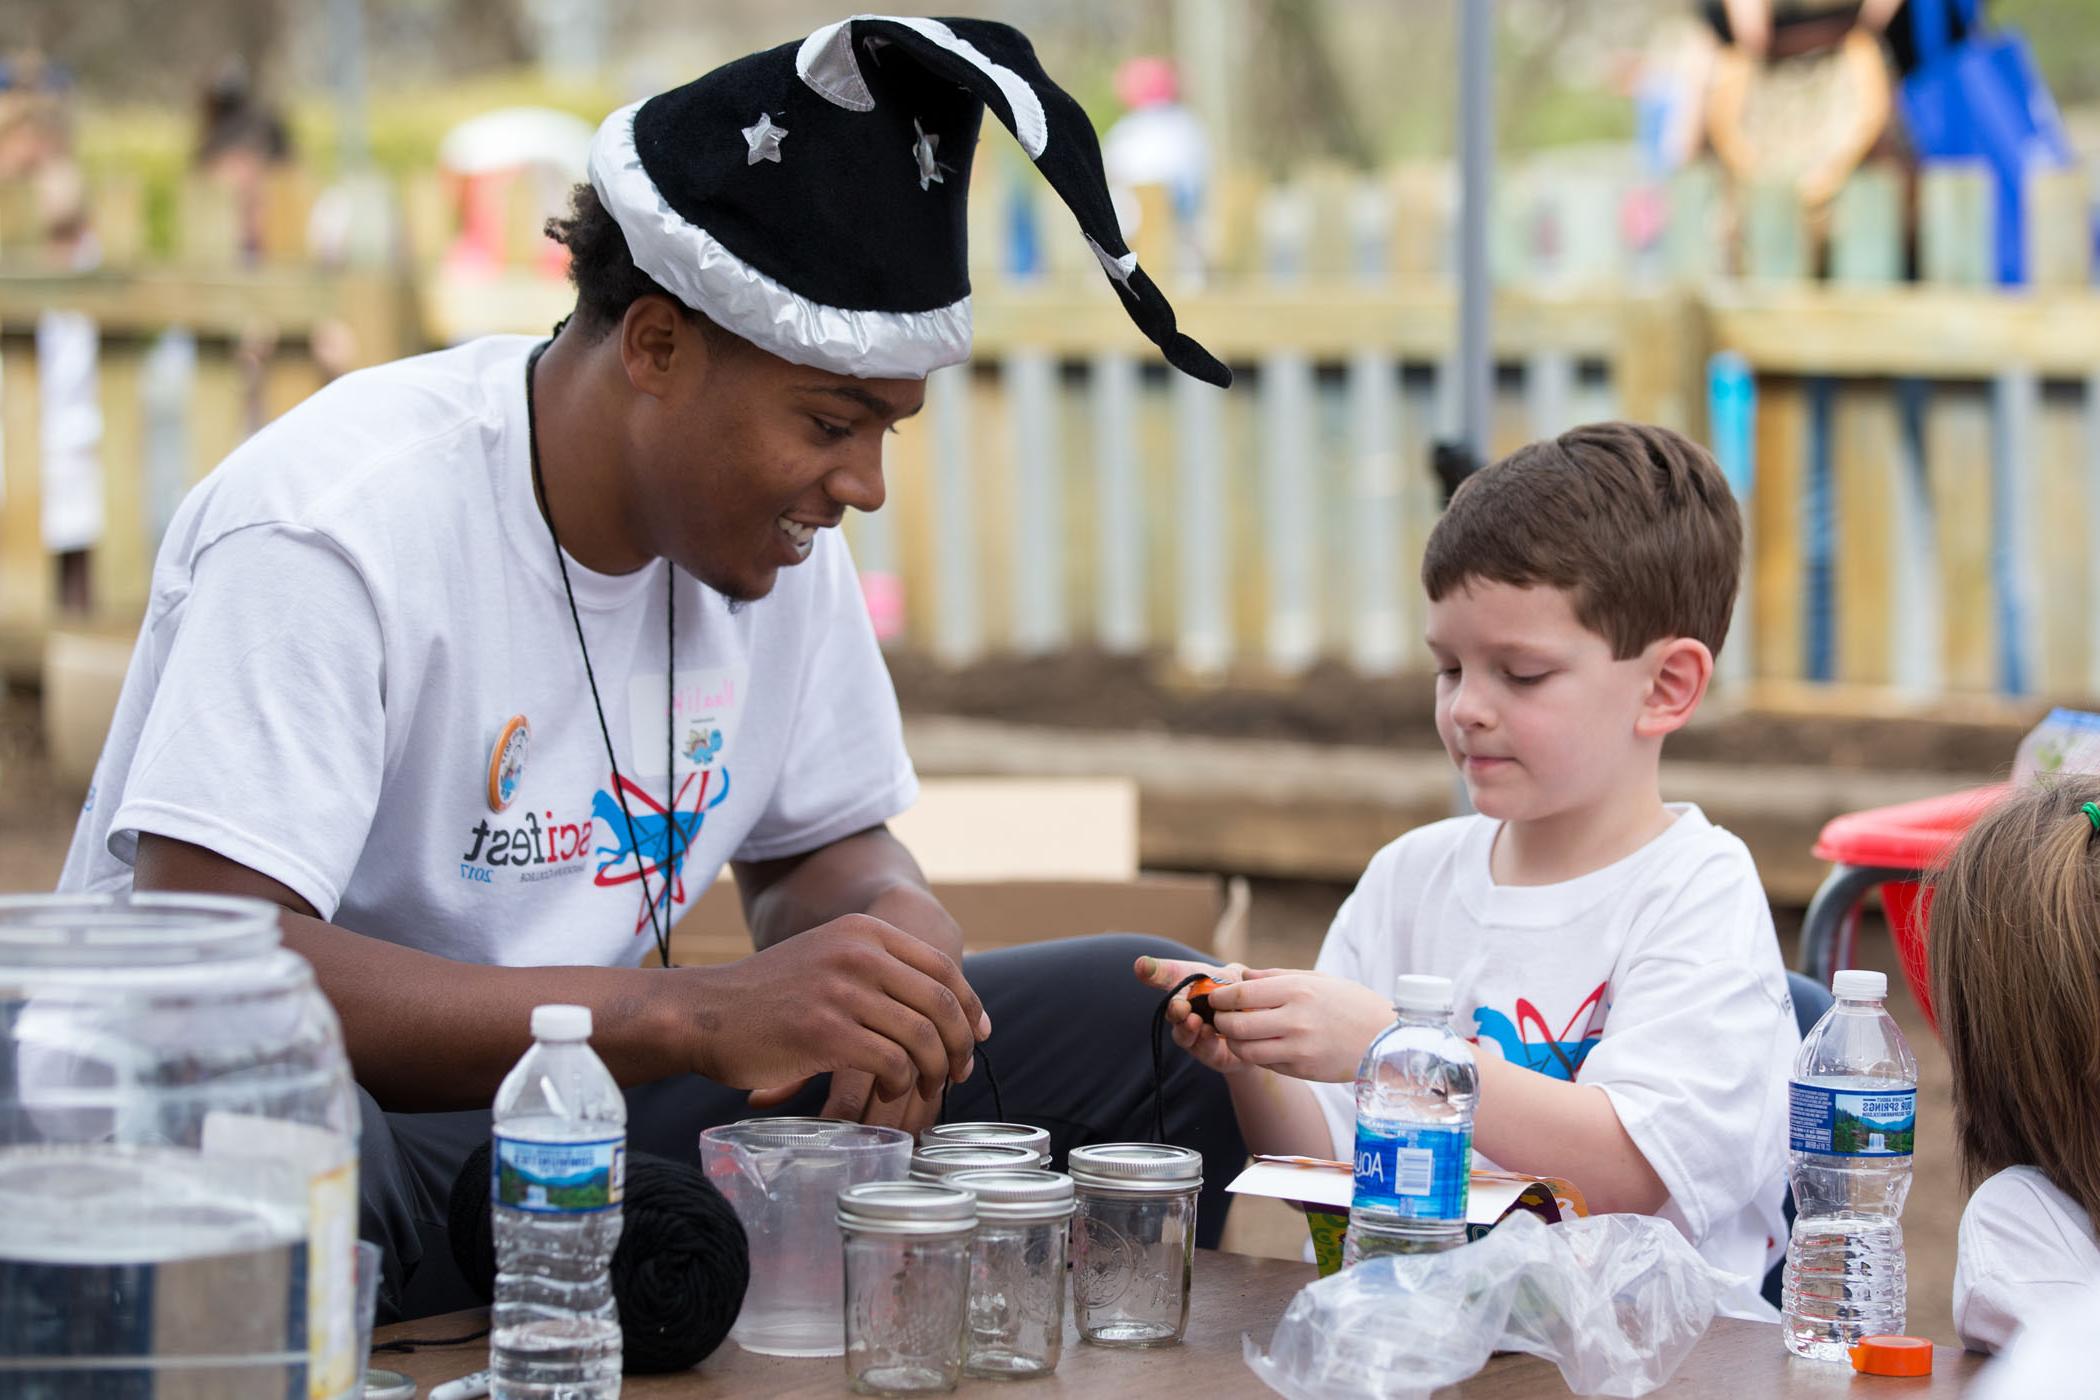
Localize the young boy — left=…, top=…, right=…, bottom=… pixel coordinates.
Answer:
left=1140, top=422, right=1796, bottom=1284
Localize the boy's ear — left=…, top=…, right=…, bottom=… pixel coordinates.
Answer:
left=1635, top=636, right=1713, bottom=739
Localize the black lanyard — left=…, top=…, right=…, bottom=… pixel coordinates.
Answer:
left=524, top=337, right=680, bottom=968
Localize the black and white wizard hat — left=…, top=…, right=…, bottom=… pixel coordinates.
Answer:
left=588, top=14, right=1230, bottom=387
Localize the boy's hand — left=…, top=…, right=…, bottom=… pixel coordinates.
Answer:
left=1134, top=954, right=1258, bottom=1075
left=1203, top=971, right=1394, bottom=1083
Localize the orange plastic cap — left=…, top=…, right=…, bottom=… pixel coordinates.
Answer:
left=1850, top=1335, right=1933, bottom=1376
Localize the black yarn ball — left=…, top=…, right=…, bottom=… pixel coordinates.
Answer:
left=449, top=1141, right=750, bottom=1374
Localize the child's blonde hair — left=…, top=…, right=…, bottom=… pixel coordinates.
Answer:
left=1928, top=777, right=2100, bottom=1225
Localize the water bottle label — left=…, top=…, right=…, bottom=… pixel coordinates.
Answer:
left=1351, top=1122, right=1470, bottom=1219
left=1788, top=1082, right=1915, bottom=1156
left=493, top=1134, right=626, bottom=1213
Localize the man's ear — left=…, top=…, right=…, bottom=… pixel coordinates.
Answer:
left=1635, top=636, right=1713, bottom=739
left=617, top=294, right=687, bottom=396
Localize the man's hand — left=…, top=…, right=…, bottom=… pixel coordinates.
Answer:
left=747, top=1070, right=946, bottom=1132
left=680, top=913, right=989, bottom=1102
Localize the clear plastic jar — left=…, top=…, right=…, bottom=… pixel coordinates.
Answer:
left=838, top=1181, right=978, bottom=1395
left=0, top=893, right=361, bottom=1396
left=948, top=1168, right=1074, bottom=1380
left=919, top=1122, right=1051, bottom=1165
left=1067, top=1143, right=1201, bottom=1347
left=910, top=1141, right=1043, bottom=1184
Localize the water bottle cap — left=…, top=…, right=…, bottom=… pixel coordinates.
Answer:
left=1393, top=974, right=1455, bottom=1013
left=1850, top=1335, right=1933, bottom=1376
left=1832, top=970, right=1887, bottom=1002
left=531, top=1003, right=592, bottom=1040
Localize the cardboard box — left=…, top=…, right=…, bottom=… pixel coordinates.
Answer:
left=664, top=869, right=1250, bottom=966
left=1226, top=1156, right=1589, bottom=1276
left=658, top=775, right=1249, bottom=965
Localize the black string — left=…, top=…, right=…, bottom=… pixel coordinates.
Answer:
left=525, top=337, right=681, bottom=970
left=935, top=1041, right=1005, bottom=1124
left=372, top=1325, right=490, bottom=1353
left=1152, top=974, right=1208, bottom=1143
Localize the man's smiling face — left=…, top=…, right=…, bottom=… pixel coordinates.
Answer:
left=631, top=323, right=924, bottom=603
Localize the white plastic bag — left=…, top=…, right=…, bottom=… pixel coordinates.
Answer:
left=1244, top=1213, right=1742, bottom=1399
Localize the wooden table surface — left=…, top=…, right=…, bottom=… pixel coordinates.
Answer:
left=374, top=1249, right=1984, bottom=1397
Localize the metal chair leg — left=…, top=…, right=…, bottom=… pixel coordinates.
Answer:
left=1797, top=862, right=1911, bottom=988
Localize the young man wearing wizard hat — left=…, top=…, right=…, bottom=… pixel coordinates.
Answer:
left=59, top=16, right=1239, bottom=1319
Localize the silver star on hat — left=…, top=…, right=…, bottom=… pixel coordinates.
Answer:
left=912, top=118, right=943, bottom=191
left=742, top=112, right=787, bottom=165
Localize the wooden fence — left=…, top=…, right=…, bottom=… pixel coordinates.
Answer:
left=2, top=151, right=2097, bottom=702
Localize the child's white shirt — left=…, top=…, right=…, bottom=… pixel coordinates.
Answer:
left=1955, top=1166, right=2100, bottom=1353
left=1307, top=805, right=1796, bottom=1287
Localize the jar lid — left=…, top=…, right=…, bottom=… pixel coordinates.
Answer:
left=836, top=1181, right=977, bottom=1235
left=919, top=1121, right=1051, bottom=1162
left=1067, top=1142, right=1203, bottom=1190
left=947, top=1168, right=1075, bottom=1223
left=911, top=1143, right=1042, bottom=1181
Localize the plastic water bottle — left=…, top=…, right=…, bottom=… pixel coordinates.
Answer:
left=1782, top=969, right=1919, bottom=1361
left=1344, top=974, right=1479, bottom=1264
left=491, top=1004, right=626, bottom=1398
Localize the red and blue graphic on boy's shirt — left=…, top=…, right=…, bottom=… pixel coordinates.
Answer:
left=1471, top=981, right=1610, bottom=1082
left=593, top=766, right=732, bottom=934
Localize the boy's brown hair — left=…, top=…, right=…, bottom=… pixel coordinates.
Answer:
left=1421, top=422, right=1743, bottom=658
left=1928, top=777, right=2100, bottom=1226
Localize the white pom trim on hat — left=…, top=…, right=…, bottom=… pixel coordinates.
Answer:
left=587, top=99, right=973, bottom=380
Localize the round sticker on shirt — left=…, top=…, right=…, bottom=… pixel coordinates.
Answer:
left=487, top=715, right=530, bottom=812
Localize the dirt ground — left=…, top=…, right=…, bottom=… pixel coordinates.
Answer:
left=0, top=679, right=1970, bottom=1346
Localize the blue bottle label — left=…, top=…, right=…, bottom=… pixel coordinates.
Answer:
left=1788, top=1082, right=1915, bottom=1156
left=493, top=1134, right=626, bottom=1213
left=1352, top=1121, right=1470, bottom=1220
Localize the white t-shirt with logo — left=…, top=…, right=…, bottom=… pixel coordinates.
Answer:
left=1306, top=808, right=1796, bottom=1287
left=1955, top=1165, right=2100, bottom=1353
left=58, top=336, right=917, bottom=969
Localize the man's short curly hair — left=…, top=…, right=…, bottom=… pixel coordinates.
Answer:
left=545, top=183, right=742, bottom=353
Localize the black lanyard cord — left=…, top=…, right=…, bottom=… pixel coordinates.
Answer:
left=524, top=337, right=684, bottom=969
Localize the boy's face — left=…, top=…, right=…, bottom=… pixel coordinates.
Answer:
left=1425, top=579, right=1663, bottom=824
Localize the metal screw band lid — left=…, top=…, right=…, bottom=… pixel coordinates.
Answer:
left=919, top=1121, right=1052, bottom=1162
left=1066, top=1142, right=1203, bottom=1190
left=947, top=1168, right=1076, bottom=1223
left=836, top=1180, right=978, bottom=1235
left=911, top=1142, right=1042, bottom=1182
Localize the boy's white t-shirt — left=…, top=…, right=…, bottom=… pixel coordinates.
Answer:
left=58, top=336, right=917, bottom=968
left=1308, top=807, right=1796, bottom=1285
left=1954, top=1166, right=2100, bottom=1353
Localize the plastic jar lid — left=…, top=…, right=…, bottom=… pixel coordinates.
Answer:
left=1833, top=969, right=1889, bottom=1001
left=836, top=1181, right=978, bottom=1235
left=1393, top=974, right=1455, bottom=1013
left=947, top=1168, right=1076, bottom=1223
left=1850, top=1335, right=1933, bottom=1376
left=1067, top=1143, right=1203, bottom=1191
left=912, top=1143, right=1042, bottom=1181
left=919, top=1121, right=1051, bottom=1162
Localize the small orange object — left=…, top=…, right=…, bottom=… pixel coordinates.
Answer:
left=1186, top=976, right=1229, bottom=1026
left=1850, top=1335, right=1933, bottom=1376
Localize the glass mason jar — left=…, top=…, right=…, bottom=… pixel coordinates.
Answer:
left=0, top=893, right=361, bottom=1397
left=910, top=1141, right=1042, bottom=1185
left=947, top=1168, right=1074, bottom=1380
left=919, top=1122, right=1051, bottom=1165
left=1067, top=1143, right=1201, bottom=1347
left=838, top=1181, right=978, bottom=1395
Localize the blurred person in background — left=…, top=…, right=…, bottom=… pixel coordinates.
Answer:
left=194, top=56, right=292, bottom=263
left=1102, top=56, right=1211, bottom=284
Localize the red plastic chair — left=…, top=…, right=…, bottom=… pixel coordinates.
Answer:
left=1797, top=784, right=2010, bottom=1032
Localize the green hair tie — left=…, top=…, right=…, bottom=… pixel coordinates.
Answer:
left=2083, top=801, right=2100, bottom=835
